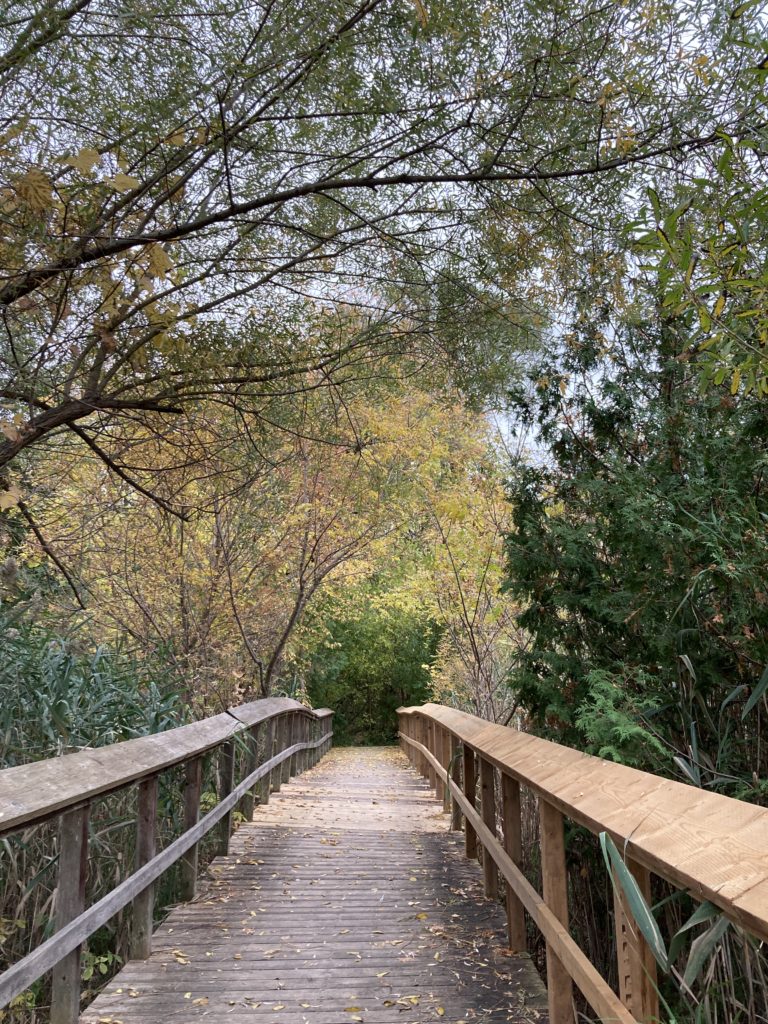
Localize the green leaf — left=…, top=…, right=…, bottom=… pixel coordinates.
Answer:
left=668, top=901, right=720, bottom=963
left=742, top=662, right=768, bottom=719
left=682, top=915, right=729, bottom=987
left=599, top=832, right=669, bottom=971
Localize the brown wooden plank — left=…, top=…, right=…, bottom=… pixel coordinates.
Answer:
left=82, top=747, right=548, bottom=1024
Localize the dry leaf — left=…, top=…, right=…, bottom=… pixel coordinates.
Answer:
left=16, top=169, right=53, bottom=212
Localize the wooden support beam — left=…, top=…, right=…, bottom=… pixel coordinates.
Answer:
left=179, top=756, right=202, bottom=901
left=427, top=720, right=438, bottom=793
left=463, top=744, right=477, bottom=859
left=217, top=739, right=236, bottom=856
left=614, top=858, right=659, bottom=1023
left=130, top=776, right=158, bottom=960
left=440, top=727, right=451, bottom=813
left=240, top=726, right=260, bottom=820
left=260, top=718, right=276, bottom=804
left=540, top=799, right=574, bottom=1024
left=282, top=715, right=295, bottom=783
left=50, top=805, right=89, bottom=1024
left=450, top=736, right=462, bottom=831
left=272, top=717, right=285, bottom=793
left=479, top=757, right=498, bottom=897
left=502, top=773, right=527, bottom=952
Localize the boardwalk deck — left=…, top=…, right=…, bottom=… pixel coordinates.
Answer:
left=83, top=747, right=548, bottom=1024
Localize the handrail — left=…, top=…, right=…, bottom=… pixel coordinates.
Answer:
left=0, top=699, right=333, bottom=1023
left=398, top=702, right=768, bottom=1024
left=0, top=697, right=327, bottom=835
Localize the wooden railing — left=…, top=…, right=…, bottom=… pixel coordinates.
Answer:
left=0, top=698, right=333, bottom=1023
left=398, top=702, right=768, bottom=1024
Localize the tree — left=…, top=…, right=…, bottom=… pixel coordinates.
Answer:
left=0, top=0, right=755, bottom=508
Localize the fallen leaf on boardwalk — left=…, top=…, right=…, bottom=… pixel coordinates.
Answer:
left=436, top=1008, right=445, bottom=1016
left=375, top=971, right=389, bottom=978
left=416, top=913, right=428, bottom=920
left=272, top=1003, right=285, bottom=1010
left=193, top=998, right=209, bottom=1006
left=344, top=1007, right=362, bottom=1013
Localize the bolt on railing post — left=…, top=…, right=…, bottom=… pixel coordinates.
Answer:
left=462, top=744, right=478, bottom=859
left=130, top=775, right=158, bottom=960
left=501, top=773, right=527, bottom=952
left=50, top=804, right=89, bottom=1024
left=540, top=799, right=574, bottom=1024
left=614, top=857, right=659, bottom=1023
left=180, top=755, right=202, bottom=900
left=216, top=738, right=236, bottom=856
left=479, top=757, right=498, bottom=897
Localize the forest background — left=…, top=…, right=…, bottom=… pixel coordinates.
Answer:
left=1, top=0, right=768, bottom=1020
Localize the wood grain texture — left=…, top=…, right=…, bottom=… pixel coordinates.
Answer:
left=398, top=704, right=768, bottom=942
left=0, top=703, right=333, bottom=836
left=82, top=747, right=548, bottom=1024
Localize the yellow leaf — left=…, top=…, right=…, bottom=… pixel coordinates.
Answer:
left=15, top=169, right=53, bottom=212
left=731, top=368, right=741, bottom=395
left=415, top=912, right=427, bottom=920
left=147, top=244, right=172, bottom=279
left=192, top=998, right=208, bottom=1006
left=63, top=147, right=100, bottom=174
left=0, top=485, right=22, bottom=510
left=345, top=1008, right=361, bottom=1013
left=166, top=130, right=186, bottom=146
left=107, top=173, right=139, bottom=192
left=714, top=294, right=726, bottom=318
left=437, top=1009, right=445, bottom=1017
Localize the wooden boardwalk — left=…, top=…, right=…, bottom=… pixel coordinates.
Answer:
left=83, top=747, right=547, bottom=1024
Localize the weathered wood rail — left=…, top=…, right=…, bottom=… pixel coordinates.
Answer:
left=398, top=702, right=768, bottom=1024
left=0, top=698, right=333, bottom=1023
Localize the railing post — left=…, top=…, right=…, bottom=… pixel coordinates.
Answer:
left=440, top=727, right=451, bottom=813
left=217, top=738, right=236, bottom=856
left=501, top=773, right=527, bottom=952
left=130, top=776, right=158, bottom=959
left=433, top=722, right=445, bottom=803
left=540, top=799, right=574, bottom=1024
left=426, top=719, right=437, bottom=791
left=282, top=714, right=295, bottom=784
left=450, top=736, right=462, bottom=831
left=479, top=757, right=497, bottom=897
left=462, top=744, right=478, bottom=859
left=180, top=756, right=202, bottom=900
left=272, top=716, right=286, bottom=793
left=50, top=805, right=89, bottom=1024
left=260, top=718, right=276, bottom=804
left=614, top=858, right=659, bottom=1023
left=240, top=725, right=260, bottom=820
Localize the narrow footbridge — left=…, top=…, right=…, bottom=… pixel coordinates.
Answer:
left=1, top=702, right=768, bottom=1024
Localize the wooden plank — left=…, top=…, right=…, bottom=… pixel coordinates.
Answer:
left=0, top=741, right=316, bottom=1010
left=502, top=772, right=526, bottom=952
left=217, top=738, right=236, bottom=856
left=479, top=757, right=497, bottom=898
left=614, top=857, right=659, bottom=1023
left=404, top=733, right=636, bottom=1024
left=540, top=799, right=573, bottom=1024
left=130, top=776, right=158, bottom=960
left=179, top=756, right=202, bottom=901
left=0, top=714, right=236, bottom=836
left=50, top=805, right=88, bottom=1024
left=462, top=743, right=477, bottom=859
left=398, top=704, right=768, bottom=943
left=82, top=747, right=547, bottom=1024
left=450, top=736, right=461, bottom=831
